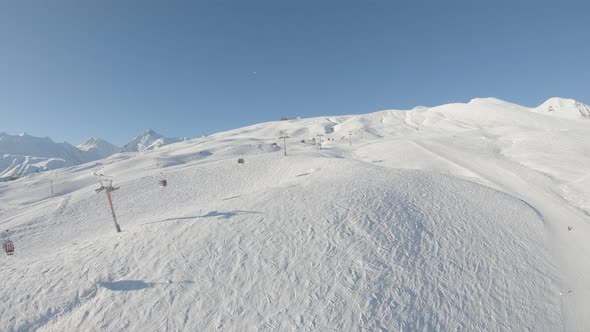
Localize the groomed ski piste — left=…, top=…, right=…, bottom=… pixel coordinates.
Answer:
left=1, top=97, right=589, bottom=331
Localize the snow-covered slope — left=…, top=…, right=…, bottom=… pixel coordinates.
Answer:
left=1, top=97, right=589, bottom=331
left=120, top=129, right=183, bottom=152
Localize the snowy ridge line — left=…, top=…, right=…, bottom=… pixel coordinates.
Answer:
left=406, top=139, right=548, bottom=222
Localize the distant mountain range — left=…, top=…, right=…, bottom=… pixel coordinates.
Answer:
left=0, top=129, right=181, bottom=180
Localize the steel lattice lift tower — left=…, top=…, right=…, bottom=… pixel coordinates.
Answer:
left=95, top=177, right=122, bottom=233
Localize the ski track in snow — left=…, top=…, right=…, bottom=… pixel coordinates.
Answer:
left=1, top=99, right=589, bottom=331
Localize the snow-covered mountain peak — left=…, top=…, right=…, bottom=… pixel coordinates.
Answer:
left=0, top=133, right=84, bottom=180
left=0, top=132, right=71, bottom=157
left=539, top=97, right=577, bottom=111
left=77, top=137, right=117, bottom=152
left=412, top=105, right=429, bottom=111
left=143, top=128, right=157, bottom=135
left=462, top=97, right=590, bottom=119
left=0, top=133, right=119, bottom=180
left=468, top=97, right=507, bottom=104
left=466, top=97, right=527, bottom=110
left=120, top=129, right=182, bottom=153
left=77, top=137, right=119, bottom=161
left=534, top=97, right=590, bottom=119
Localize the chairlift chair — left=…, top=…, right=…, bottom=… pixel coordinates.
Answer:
left=3, top=239, right=14, bottom=256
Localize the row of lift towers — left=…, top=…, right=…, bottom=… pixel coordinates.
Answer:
left=278, top=129, right=363, bottom=155
left=245, top=130, right=363, bottom=164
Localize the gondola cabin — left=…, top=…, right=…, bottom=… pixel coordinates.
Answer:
left=159, top=179, right=168, bottom=188
left=3, top=239, right=14, bottom=256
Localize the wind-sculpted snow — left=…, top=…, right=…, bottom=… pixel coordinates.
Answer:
left=0, top=155, right=563, bottom=331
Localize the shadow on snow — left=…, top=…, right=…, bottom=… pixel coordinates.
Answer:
left=99, top=280, right=195, bottom=291
left=142, top=210, right=262, bottom=226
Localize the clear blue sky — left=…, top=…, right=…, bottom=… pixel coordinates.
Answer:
left=1, top=0, right=589, bottom=146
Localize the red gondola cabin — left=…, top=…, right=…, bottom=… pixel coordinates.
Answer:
left=3, top=239, right=14, bottom=255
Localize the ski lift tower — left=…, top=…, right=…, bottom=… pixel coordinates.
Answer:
left=316, top=134, right=324, bottom=151
left=50, top=170, right=57, bottom=197
left=94, top=169, right=122, bottom=233
left=156, top=159, right=167, bottom=188
left=278, top=135, right=290, bottom=156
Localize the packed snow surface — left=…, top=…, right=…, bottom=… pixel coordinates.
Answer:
left=1, top=98, right=589, bottom=331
